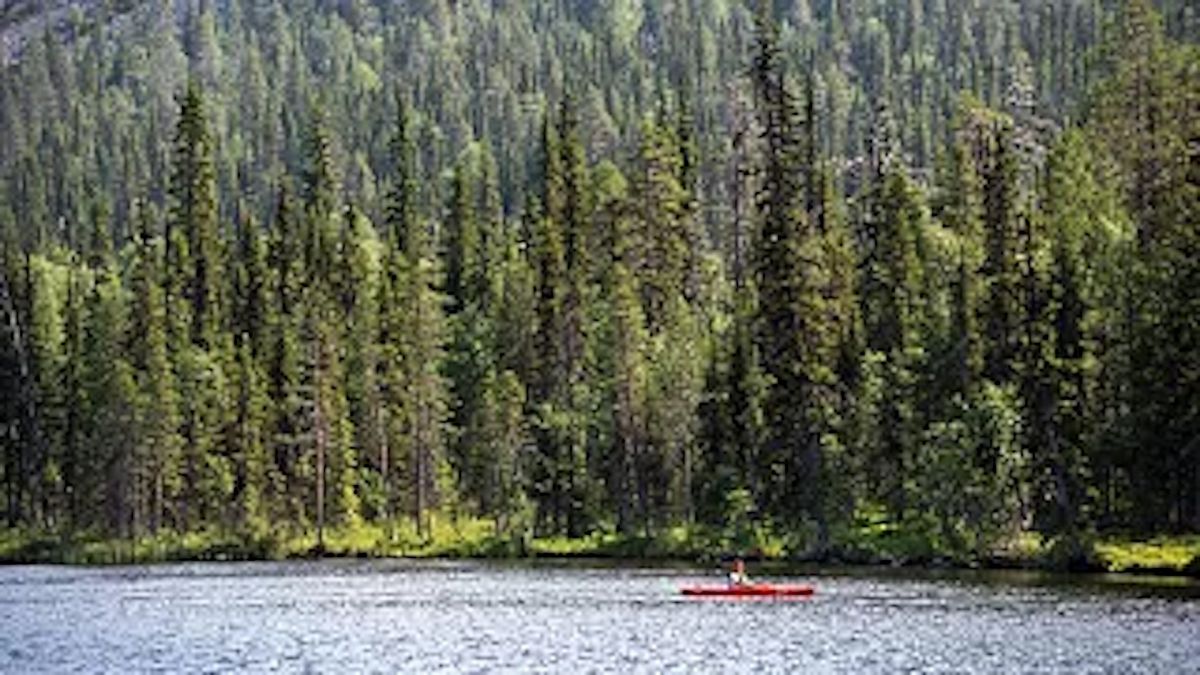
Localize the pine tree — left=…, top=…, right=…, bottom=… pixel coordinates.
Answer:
left=1034, top=130, right=1118, bottom=537
left=384, top=97, right=418, bottom=254
left=529, top=186, right=568, bottom=534
left=166, top=81, right=236, bottom=533
left=980, top=118, right=1023, bottom=386
left=557, top=96, right=598, bottom=537
left=342, top=206, right=384, bottom=521
left=862, top=167, right=928, bottom=517
left=302, top=287, right=359, bottom=546
left=266, top=186, right=311, bottom=530
left=301, top=103, right=340, bottom=290
left=394, top=222, right=452, bottom=538
left=1090, top=0, right=1200, bottom=530
left=478, top=370, right=529, bottom=537
left=233, top=213, right=272, bottom=360
left=816, top=163, right=861, bottom=525
left=230, top=339, right=270, bottom=535
left=936, top=130, right=987, bottom=400
left=80, top=225, right=138, bottom=534
left=445, top=152, right=482, bottom=313
left=631, top=118, right=690, bottom=328
left=608, top=199, right=650, bottom=534
left=25, top=252, right=70, bottom=528
left=128, top=201, right=183, bottom=533
left=444, top=152, right=502, bottom=513
left=750, top=1, right=841, bottom=543
left=378, top=97, right=423, bottom=532
left=168, top=82, right=223, bottom=351
left=528, top=102, right=600, bottom=536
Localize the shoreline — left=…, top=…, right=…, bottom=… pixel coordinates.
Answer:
left=2, top=526, right=1197, bottom=580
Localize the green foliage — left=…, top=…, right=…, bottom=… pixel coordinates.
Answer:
left=392, top=225, right=453, bottom=538
left=0, top=0, right=1195, bottom=569
left=169, top=82, right=223, bottom=351
left=1095, top=537, right=1200, bottom=574
left=912, top=384, right=1028, bottom=558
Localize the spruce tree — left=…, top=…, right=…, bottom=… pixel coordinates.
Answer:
left=863, top=167, right=928, bottom=517
left=266, top=186, right=310, bottom=529
left=557, top=95, right=598, bottom=537
left=444, top=152, right=501, bottom=512
left=395, top=221, right=452, bottom=538
left=128, top=201, right=183, bottom=533
left=631, top=118, right=690, bottom=328
left=342, top=206, right=384, bottom=520
left=25, top=253, right=68, bottom=528
left=478, top=370, right=528, bottom=537
left=233, top=213, right=272, bottom=360
left=935, top=128, right=987, bottom=399
left=1090, top=0, right=1200, bottom=530
left=530, top=202, right=568, bottom=533
left=384, top=97, right=418, bottom=255
left=1035, top=130, right=1115, bottom=537
left=301, top=103, right=340, bottom=290
left=80, top=225, right=138, bottom=534
left=169, top=82, right=223, bottom=351
left=230, top=338, right=270, bottom=535
left=750, top=1, right=841, bottom=542
left=608, top=199, right=650, bottom=534
left=980, top=118, right=1023, bottom=386
left=302, top=287, right=359, bottom=544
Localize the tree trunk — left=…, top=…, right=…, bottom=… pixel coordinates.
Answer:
left=415, top=405, right=428, bottom=540
left=315, top=349, right=327, bottom=553
left=316, top=428, right=325, bottom=552
left=378, top=406, right=391, bottom=541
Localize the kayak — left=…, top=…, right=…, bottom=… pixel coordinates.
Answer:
left=680, top=583, right=814, bottom=597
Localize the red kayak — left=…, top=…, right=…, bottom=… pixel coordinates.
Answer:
left=680, top=583, right=814, bottom=597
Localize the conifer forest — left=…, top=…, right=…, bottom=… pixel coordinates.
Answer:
left=0, top=0, right=1197, bottom=562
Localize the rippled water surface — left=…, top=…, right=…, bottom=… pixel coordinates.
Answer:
left=1, top=559, right=1197, bottom=673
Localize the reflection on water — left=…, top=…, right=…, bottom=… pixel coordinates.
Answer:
left=1, top=559, right=1196, bottom=673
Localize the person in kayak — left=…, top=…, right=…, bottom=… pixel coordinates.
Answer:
left=728, top=558, right=750, bottom=586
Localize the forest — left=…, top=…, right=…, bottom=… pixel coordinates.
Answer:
left=0, top=0, right=1197, bottom=567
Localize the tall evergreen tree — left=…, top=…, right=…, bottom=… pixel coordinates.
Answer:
left=1095, top=0, right=1199, bottom=530
left=168, top=82, right=223, bottom=351
left=750, top=1, right=841, bottom=544
left=80, top=224, right=138, bottom=534
left=394, top=221, right=452, bottom=538
left=861, top=166, right=928, bottom=517
left=128, top=201, right=183, bottom=533
left=980, top=118, right=1023, bottom=386
left=935, top=127, right=987, bottom=399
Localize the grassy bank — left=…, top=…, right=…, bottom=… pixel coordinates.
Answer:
left=0, top=519, right=723, bottom=565
left=1092, top=536, right=1200, bottom=575
left=2, top=519, right=1198, bottom=577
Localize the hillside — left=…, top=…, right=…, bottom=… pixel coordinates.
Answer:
left=0, top=0, right=1197, bottom=565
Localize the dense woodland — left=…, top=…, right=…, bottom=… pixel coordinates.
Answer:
left=0, top=0, right=1197, bottom=559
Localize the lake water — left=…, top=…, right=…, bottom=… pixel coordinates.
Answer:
left=0, top=559, right=1197, bottom=673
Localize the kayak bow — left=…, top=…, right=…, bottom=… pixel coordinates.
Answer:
left=680, top=583, right=814, bottom=597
